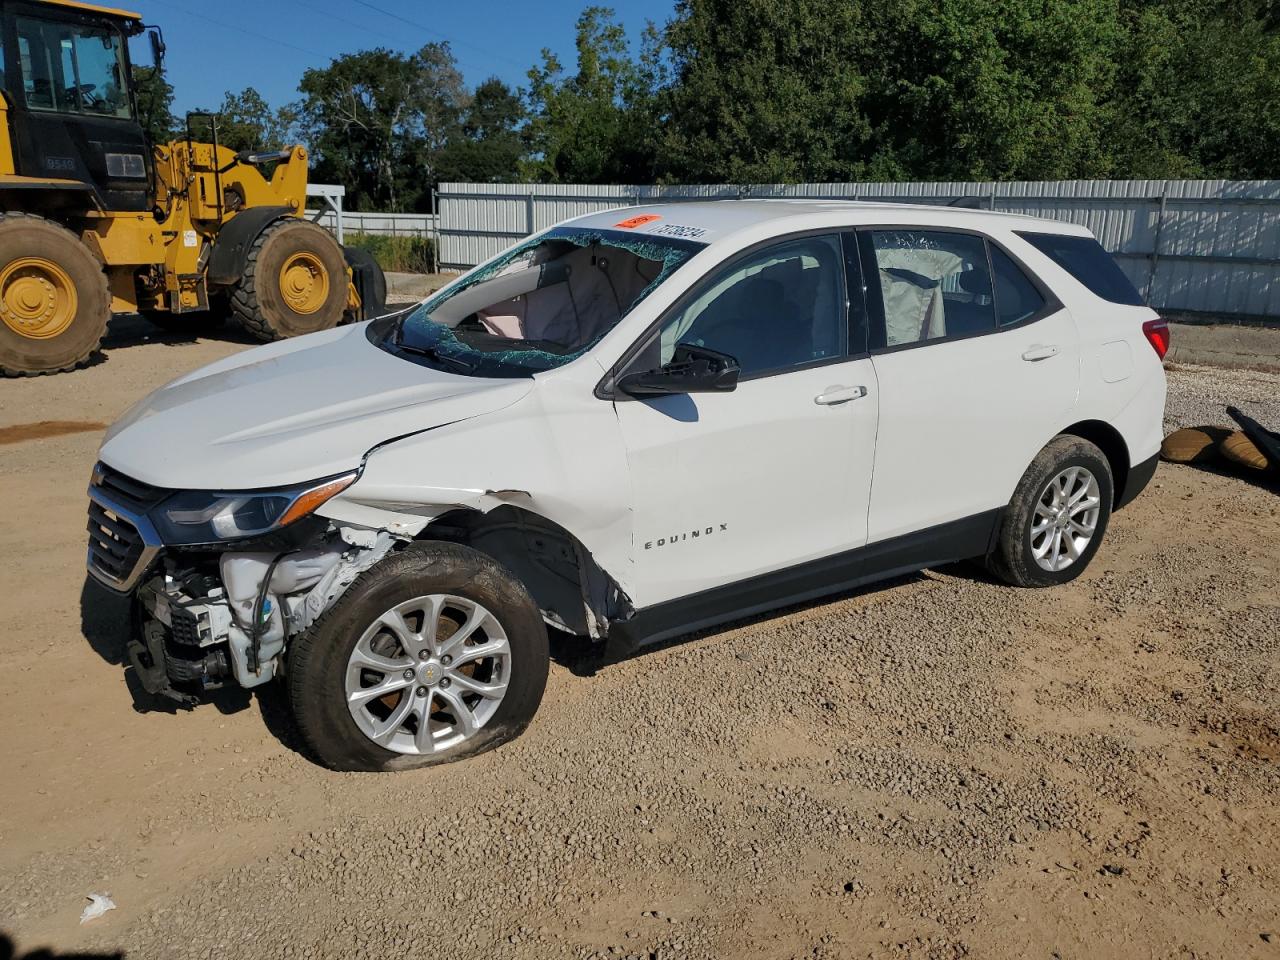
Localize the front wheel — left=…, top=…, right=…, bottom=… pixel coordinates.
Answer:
left=287, top=542, right=549, bottom=772
left=988, top=435, right=1114, bottom=588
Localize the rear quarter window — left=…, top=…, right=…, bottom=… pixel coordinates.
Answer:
left=1016, top=231, right=1145, bottom=307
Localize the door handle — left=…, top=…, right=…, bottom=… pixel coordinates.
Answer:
left=1022, top=344, right=1061, bottom=362
left=814, top=385, right=867, bottom=406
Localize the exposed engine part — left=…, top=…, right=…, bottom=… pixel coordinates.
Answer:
left=136, top=525, right=402, bottom=695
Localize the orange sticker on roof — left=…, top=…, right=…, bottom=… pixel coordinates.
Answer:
left=615, top=213, right=662, bottom=229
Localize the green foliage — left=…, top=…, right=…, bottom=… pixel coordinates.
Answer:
left=132, top=65, right=175, bottom=146
left=210, top=87, right=298, bottom=154
left=435, top=78, right=525, bottom=183
left=296, top=44, right=468, bottom=212
left=148, top=0, right=1280, bottom=206
left=343, top=231, right=436, bottom=274
left=522, top=7, right=661, bottom=182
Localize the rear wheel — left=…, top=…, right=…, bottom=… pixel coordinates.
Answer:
left=0, top=214, right=110, bottom=376
left=988, top=435, right=1114, bottom=587
left=287, top=542, right=549, bottom=772
left=230, top=218, right=348, bottom=341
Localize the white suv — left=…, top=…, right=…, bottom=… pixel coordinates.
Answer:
left=87, top=201, right=1168, bottom=771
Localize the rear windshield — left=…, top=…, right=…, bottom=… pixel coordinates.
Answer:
left=1016, top=231, right=1145, bottom=307
left=374, top=226, right=704, bottom=378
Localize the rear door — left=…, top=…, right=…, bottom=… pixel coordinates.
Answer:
left=861, top=227, right=1080, bottom=543
left=612, top=232, right=880, bottom=608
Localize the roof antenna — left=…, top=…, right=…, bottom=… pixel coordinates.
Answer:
left=948, top=197, right=986, bottom=209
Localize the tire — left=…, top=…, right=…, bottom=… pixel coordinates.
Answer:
left=230, top=218, right=348, bottom=342
left=0, top=213, right=110, bottom=377
left=988, top=435, right=1114, bottom=588
left=287, top=542, right=549, bottom=772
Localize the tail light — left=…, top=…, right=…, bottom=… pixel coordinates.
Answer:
left=1142, top=318, right=1171, bottom=359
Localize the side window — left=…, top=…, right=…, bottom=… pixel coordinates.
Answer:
left=652, top=234, right=846, bottom=378
left=1016, top=231, right=1145, bottom=306
left=868, top=231, right=994, bottom=347
left=990, top=245, right=1046, bottom=327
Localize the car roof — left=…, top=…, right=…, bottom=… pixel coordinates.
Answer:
left=564, top=199, right=1093, bottom=245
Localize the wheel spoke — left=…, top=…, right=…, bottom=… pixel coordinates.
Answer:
left=1063, top=532, right=1082, bottom=560
left=438, top=604, right=495, bottom=659
left=1050, top=528, right=1064, bottom=567
left=370, top=690, right=417, bottom=746
left=437, top=687, right=479, bottom=739
left=450, top=636, right=510, bottom=666
left=1068, top=519, right=1092, bottom=536
left=349, top=645, right=412, bottom=673
left=348, top=673, right=413, bottom=705
left=378, top=608, right=420, bottom=654
left=1034, top=501, right=1056, bottom=520
left=1070, top=496, right=1100, bottom=516
left=413, top=693, right=437, bottom=754
left=449, top=672, right=509, bottom=699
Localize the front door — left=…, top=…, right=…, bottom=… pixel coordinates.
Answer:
left=612, top=233, right=879, bottom=608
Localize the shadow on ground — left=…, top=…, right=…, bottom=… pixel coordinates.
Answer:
left=1, top=933, right=122, bottom=960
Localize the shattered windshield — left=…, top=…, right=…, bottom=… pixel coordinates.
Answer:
left=372, top=226, right=705, bottom=378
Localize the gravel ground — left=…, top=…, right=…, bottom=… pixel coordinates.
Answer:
left=1164, top=361, right=1280, bottom=433
left=0, top=334, right=1277, bottom=960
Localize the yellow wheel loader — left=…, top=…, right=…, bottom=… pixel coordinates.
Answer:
left=0, top=0, right=385, bottom=377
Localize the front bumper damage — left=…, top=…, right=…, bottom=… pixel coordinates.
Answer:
left=87, top=465, right=400, bottom=705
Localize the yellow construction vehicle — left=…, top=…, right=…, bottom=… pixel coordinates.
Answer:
left=0, top=0, right=384, bottom=376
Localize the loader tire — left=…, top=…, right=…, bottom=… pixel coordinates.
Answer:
left=230, top=218, right=348, bottom=342
left=0, top=214, right=110, bottom=377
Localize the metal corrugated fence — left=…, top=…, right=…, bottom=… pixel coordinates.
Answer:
left=437, top=180, right=1280, bottom=317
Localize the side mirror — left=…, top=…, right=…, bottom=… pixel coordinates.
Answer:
left=147, top=26, right=166, bottom=68
left=617, top=343, right=740, bottom=398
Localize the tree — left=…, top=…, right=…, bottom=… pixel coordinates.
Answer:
left=435, top=78, right=525, bottom=183
left=212, top=87, right=298, bottom=153
left=523, top=7, right=660, bottom=183
left=297, top=43, right=468, bottom=211
left=661, top=0, right=870, bottom=183
left=856, top=0, right=1121, bottom=181
left=133, top=65, right=175, bottom=147
left=1104, top=0, right=1280, bottom=178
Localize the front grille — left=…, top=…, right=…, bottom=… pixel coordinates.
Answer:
left=93, top=462, right=167, bottom=512
left=87, top=501, right=146, bottom=586
left=86, top=462, right=166, bottom=591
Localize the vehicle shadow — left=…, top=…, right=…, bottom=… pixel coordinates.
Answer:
left=79, top=575, right=252, bottom=717
left=0, top=932, right=123, bottom=960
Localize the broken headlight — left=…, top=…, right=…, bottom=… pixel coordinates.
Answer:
left=150, top=473, right=356, bottom=546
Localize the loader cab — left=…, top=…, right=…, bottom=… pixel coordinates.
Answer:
left=0, top=0, right=152, bottom=211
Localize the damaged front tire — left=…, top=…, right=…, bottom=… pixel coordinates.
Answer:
left=287, top=542, right=549, bottom=772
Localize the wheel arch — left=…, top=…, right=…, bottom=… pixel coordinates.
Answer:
left=205, top=205, right=294, bottom=286
left=416, top=504, right=633, bottom=640
left=1057, top=419, right=1132, bottom=509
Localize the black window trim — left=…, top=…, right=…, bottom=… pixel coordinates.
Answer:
left=596, top=227, right=870, bottom=400
left=858, top=224, right=1063, bottom=357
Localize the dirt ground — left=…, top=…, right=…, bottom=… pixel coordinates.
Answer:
left=1, top=317, right=1278, bottom=960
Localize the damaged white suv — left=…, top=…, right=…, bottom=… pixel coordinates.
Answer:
left=88, top=201, right=1167, bottom=771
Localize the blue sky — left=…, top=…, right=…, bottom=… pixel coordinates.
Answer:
left=125, top=0, right=675, bottom=115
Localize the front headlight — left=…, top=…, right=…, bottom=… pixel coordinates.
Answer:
left=150, top=472, right=356, bottom=546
